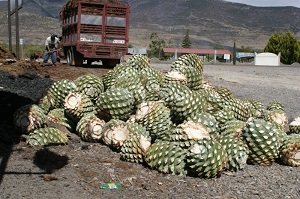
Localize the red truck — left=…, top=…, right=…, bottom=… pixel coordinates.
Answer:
left=59, top=0, right=130, bottom=67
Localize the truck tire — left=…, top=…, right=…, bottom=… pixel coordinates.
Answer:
left=66, top=48, right=83, bottom=66
left=101, top=59, right=120, bottom=68
left=67, top=49, right=73, bottom=66
left=74, top=51, right=83, bottom=66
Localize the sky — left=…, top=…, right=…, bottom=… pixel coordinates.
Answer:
left=224, top=0, right=300, bottom=8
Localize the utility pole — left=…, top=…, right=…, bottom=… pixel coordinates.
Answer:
left=233, top=40, right=236, bottom=65
left=7, top=0, right=22, bottom=59
left=15, top=0, right=20, bottom=60
left=8, top=0, right=12, bottom=52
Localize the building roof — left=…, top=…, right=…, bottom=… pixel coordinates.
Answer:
left=163, top=48, right=232, bottom=55
left=128, top=48, right=147, bottom=55
left=236, top=52, right=255, bottom=58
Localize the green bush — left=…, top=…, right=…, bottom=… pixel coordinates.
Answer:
left=264, top=31, right=300, bottom=64
left=24, top=45, right=44, bottom=58
left=0, top=43, right=44, bottom=59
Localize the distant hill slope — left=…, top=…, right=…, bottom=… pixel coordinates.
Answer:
left=1, top=0, right=300, bottom=50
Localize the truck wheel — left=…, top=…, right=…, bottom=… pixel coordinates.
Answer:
left=67, top=49, right=73, bottom=66
left=66, top=48, right=83, bottom=66
left=87, top=59, right=93, bottom=66
left=102, top=59, right=120, bottom=68
left=74, top=51, right=83, bottom=66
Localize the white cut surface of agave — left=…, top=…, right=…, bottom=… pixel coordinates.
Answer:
left=89, top=121, right=103, bottom=138
left=166, top=71, right=187, bottom=80
left=65, top=93, right=81, bottom=109
left=290, top=117, right=300, bottom=126
left=139, top=135, right=151, bottom=153
left=181, top=121, right=211, bottom=140
left=270, top=112, right=287, bottom=125
left=135, top=102, right=151, bottom=120
left=191, top=144, right=208, bottom=156
left=294, top=152, right=300, bottom=160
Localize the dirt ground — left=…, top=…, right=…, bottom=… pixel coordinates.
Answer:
left=0, top=57, right=300, bottom=198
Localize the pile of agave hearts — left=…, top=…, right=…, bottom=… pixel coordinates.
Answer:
left=13, top=54, right=300, bottom=178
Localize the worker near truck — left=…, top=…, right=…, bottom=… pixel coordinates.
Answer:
left=43, top=33, right=60, bottom=65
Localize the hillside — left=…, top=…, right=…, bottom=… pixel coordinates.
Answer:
left=0, top=0, right=300, bottom=50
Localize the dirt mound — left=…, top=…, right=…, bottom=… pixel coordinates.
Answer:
left=0, top=45, right=15, bottom=59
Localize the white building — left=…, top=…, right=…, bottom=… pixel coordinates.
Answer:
left=254, top=52, right=281, bottom=66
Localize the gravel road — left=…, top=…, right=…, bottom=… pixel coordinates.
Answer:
left=202, top=64, right=300, bottom=122
left=152, top=63, right=300, bottom=121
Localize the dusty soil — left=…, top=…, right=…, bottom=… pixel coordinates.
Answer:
left=0, top=58, right=300, bottom=199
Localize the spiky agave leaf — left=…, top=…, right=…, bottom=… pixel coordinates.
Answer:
left=214, top=86, right=233, bottom=101
left=76, top=114, right=105, bottom=142
left=172, top=53, right=204, bottom=73
left=242, top=118, right=282, bottom=166
left=138, top=67, right=164, bottom=101
left=14, top=104, right=46, bottom=134
left=145, top=141, right=188, bottom=176
left=120, top=133, right=151, bottom=164
left=26, top=127, right=68, bottom=146
left=141, top=75, right=161, bottom=101
left=201, top=86, right=224, bottom=110
left=186, top=138, right=227, bottom=178
left=64, top=92, right=96, bottom=123
left=129, top=101, right=172, bottom=141
left=171, top=54, right=204, bottom=91
left=112, top=73, right=147, bottom=106
left=95, top=88, right=135, bottom=121
left=208, top=107, right=235, bottom=128
left=46, top=79, right=78, bottom=109
left=74, top=74, right=104, bottom=104
left=126, top=54, right=151, bottom=70
left=289, top=117, right=300, bottom=134
left=275, top=127, right=287, bottom=146
left=221, top=98, right=249, bottom=122
left=140, top=67, right=165, bottom=83
left=171, top=65, right=202, bottom=90
left=159, top=121, right=211, bottom=148
left=217, top=135, right=249, bottom=171
left=279, top=134, right=300, bottom=166
left=114, top=65, right=139, bottom=80
left=126, top=122, right=150, bottom=138
left=46, top=108, right=75, bottom=132
left=243, top=98, right=265, bottom=118
left=179, top=121, right=211, bottom=140
left=102, top=70, right=117, bottom=90
left=219, top=119, right=246, bottom=138
left=37, top=95, right=51, bottom=114
left=164, top=71, right=187, bottom=85
left=267, top=101, right=285, bottom=112
left=187, top=112, right=219, bottom=139
left=264, top=110, right=288, bottom=131
left=113, top=62, right=138, bottom=75
left=159, top=82, right=207, bottom=124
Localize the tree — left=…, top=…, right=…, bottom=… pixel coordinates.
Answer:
left=233, top=41, right=236, bottom=65
left=181, top=29, right=192, bottom=48
left=264, top=31, right=300, bottom=64
left=240, top=45, right=253, bottom=52
left=148, top=32, right=166, bottom=59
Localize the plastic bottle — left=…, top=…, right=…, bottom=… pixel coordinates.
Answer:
left=99, top=182, right=122, bottom=189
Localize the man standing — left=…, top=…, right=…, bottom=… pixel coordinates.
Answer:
left=43, top=33, right=60, bottom=65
